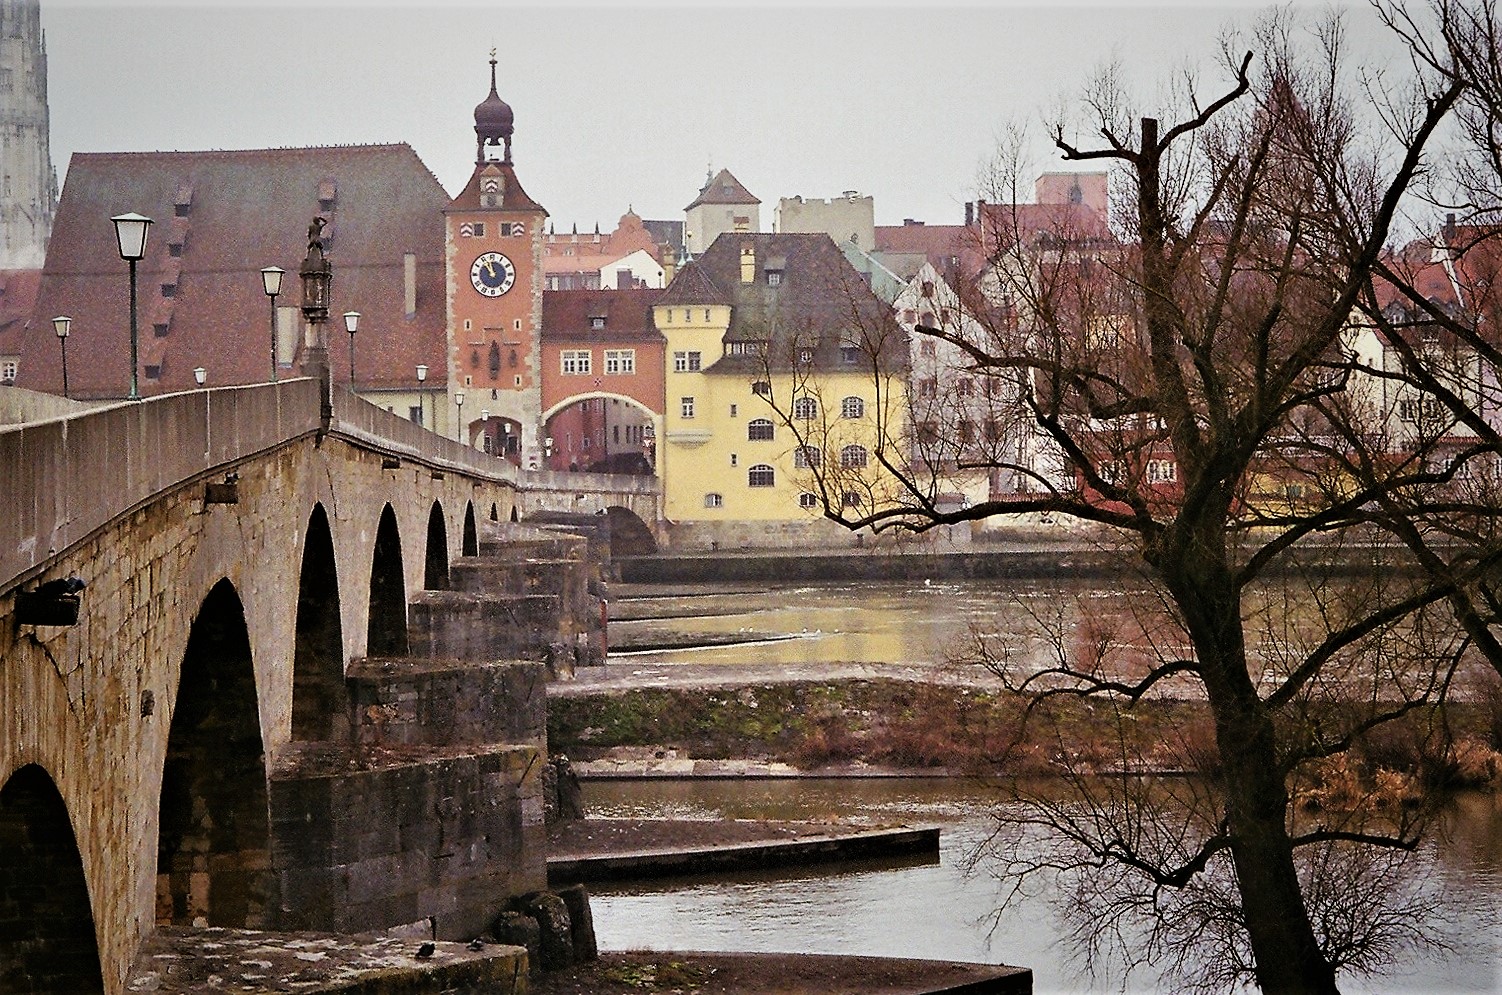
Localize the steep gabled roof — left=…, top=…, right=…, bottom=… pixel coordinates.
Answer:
left=19, top=144, right=450, bottom=398
left=447, top=160, right=547, bottom=215
left=655, top=259, right=731, bottom=307
left=684, top=168, right=760, bottom=211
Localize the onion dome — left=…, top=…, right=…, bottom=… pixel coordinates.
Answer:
left=474, top=52, right=514, bottom=163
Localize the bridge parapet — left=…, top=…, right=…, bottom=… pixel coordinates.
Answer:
left=0, top=379, right=322, bottom=592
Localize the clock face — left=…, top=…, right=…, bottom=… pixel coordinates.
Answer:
left=470, top=251, right=516, bottom=297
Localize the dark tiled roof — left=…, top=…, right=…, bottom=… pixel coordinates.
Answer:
left=0, top=269, right=43, bottom=355
left=541, top=288, right=665, bottom=343
left=689, top=232, right=905, bottom=375
left=18, top=145, right=451, bottom=398
left=684, top=168, right=759, bottom=211
left=655, top=259, right=730, bottom=307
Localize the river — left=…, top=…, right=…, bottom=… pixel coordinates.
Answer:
left=583, top=579, right=1502, bottom=994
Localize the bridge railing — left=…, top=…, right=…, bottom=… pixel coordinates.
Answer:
left=328, top=388, right=522, bottom=483
left=0, top=380, right=321, bottom=592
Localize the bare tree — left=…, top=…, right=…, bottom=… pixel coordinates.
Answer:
left=771, top=9, right=1486, bottom=994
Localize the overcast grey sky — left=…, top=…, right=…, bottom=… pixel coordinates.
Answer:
left=40, top=2, right=1400, bottom=233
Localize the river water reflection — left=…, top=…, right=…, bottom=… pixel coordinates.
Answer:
left=590, top=579, right=1502, bottom=992
left=584, top=778, right=1502, bottom=995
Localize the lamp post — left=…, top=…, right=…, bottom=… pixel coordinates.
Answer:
left=454, top=390, right=465, bottom=443
left=415, top=364, right=428, bottom=427
left=193, top=367, right=206, bottom=387
left=111, top=212, right=153, bottom=399
left=481, top=408, right=489, bottom=452
left=260, top=266, right=284, bottom=381
left=52, top=316, right=71, bottom=399
left=343, top=310, right=360, bottom=388
left=299, top=217, right=333, bottom=428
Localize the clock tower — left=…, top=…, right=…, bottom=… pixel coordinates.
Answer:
left=445, top=53, right=548, bottom=465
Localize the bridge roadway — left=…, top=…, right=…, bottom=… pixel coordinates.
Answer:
left=0, top=380, right=659, bottom=993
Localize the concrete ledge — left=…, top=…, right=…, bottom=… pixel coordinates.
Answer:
left=547, top=826, right=939, bottom=885
left=127, top=926, right=527, bottom=993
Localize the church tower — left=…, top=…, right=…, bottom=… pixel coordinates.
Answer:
left=0, top=0, right=56, bottom=269
left=444, top=53, right=548, bottom=466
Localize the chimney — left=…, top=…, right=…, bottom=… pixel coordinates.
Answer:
left=965, top=202, right=974, bottom=226
left=403, top=252, right=417, bottom=317
left=740, top=242, right=756, bottom=284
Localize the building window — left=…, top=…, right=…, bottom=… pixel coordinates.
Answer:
left=704, top=309, right=712, bottom=321
left=917, top=422, right=939, bottom=444
left=730, top=453, right=738, bottom=466
left=957, top=420, right=974, bottom=444
left=748, top=464, right=775, bottom=487
left=918, top=378, right=937, bottom=399
left=798, top=492, right=819, bottom=509
left=605, top=349, right=635, bottom=374
left=840, top=445, right=869, bottom=468
left=840, top=346, right=861, bottom=365
left=797, top=348, right=814, bottom=365
left=1147, top=459, right=1178, bottom=484
left=957, top=378, right=973, bottom=396
left=748, top=418, right=774, bottom=441
left=727, top=340, right=766, bottom=357
left=919, top=340, right=936, bottom=358
left=561, top=350, right=592, bottom=374
left=704, top=492, right=724, bottom=508
left=591, top=316, right=606, bottom=329
left=794, top=446, right=822, bottom=469
left=766, top=270, right=783, bottom=287
left=1, top=360, right=17, bottom=383
left=161, top=283, right=176, bottom=298
left=168, top=243, right=183, bottom=258
left=751, top=380, right=771, bottom=396
left=144, top=364, right=161, bottom=380
left=673, top=350, right=702, bottom=372
left=841, top=396, right=865, bottom=419
left=153, top=322, right=169, bottom=338
left=680, top=396, right=695, bottom=419
left=793, top=396, right=818, bottom=420
left=843, top=491, right=862, bottom=508
left=409, top=405, right=423, bottom=425
left=729, top=404, right=738, bottom=417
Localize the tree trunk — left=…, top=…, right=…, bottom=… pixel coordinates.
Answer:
left=1163, top=539, right=1340, bottom=995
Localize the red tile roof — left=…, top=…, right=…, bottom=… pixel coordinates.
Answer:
left=17, top=144, right=451, bottom=398
left=0, top=269, right=43, bottom=357
left=541, top=288, right=666, bottom=343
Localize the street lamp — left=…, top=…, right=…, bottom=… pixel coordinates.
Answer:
left=111, top=212, right=153, bottom=399
left=260, top=266, right=284, bottom=382
left=454, top=389, right=465, bottom=443
left=480, top=408, right=489, bottom=451
left=193, top=367, right=206, bottom=386
left=415, top=363, right=428, bottom=427
left=343, top=311, right=360, bottom=388
left=52, top=315, right=71, bottom=399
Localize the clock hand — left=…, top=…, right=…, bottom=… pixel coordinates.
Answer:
left=486, top=260, right=496, bottom=278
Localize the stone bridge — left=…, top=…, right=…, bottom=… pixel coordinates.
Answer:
left=0, top=380, right=660, bottom=993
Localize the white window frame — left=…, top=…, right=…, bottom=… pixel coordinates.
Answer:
left=680, top=396, right=695, bottom=419
left=604, top=349, right=635, bottom=374
left=561, top=350, right=592, bottom=375
left=841, top=396, right=865, bottom=419
left=747, top=464, right=776, bottom=487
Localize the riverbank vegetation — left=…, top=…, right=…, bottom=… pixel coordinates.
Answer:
left=548, top=675, right=1502, bottom=794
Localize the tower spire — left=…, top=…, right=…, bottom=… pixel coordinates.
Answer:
left=473, top=49, right=514, bottom=164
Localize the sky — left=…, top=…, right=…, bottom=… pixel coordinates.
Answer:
left=38, top=2, right=1403, bottom=235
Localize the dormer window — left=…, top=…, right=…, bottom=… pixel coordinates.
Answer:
left=318, top=179, right=338, bottom=213
left=590, top=316, right=606, bottom=330
left=766, top=270, right=782, bottom=287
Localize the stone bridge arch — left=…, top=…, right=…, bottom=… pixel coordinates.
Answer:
left=606, top=505, right=658, bottom=556
left=157, top=579, right=274, bottom=929
left=0, top=763, right=105, bottom=994
left=292, top=504, right=344, bottom=742
left=424, top=501, right=450, bottom=590
left=367, top=504, right=408, bottom=658
left=462, top=502, right=479, bottom=557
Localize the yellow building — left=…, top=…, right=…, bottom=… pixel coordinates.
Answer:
left=653, top=232, right=908, bottom=549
